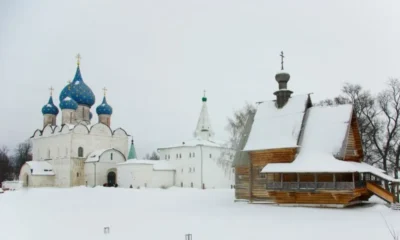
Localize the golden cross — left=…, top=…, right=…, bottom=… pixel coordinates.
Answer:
left=49, top=86, right=54, bottom=96
left=203, top=89, right=206, bottom=97
left=103, top=87, right=108, bottom=96
left=76, top=53, right=82, bottom=66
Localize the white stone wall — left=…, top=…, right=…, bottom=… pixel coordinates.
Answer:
left=158, top=145, right=235, bottom=189
left=29, top=123, right=129, bottom=188
left=84, top=149, right=125, bottom=187
left=19, top=164, right=54, bottom=188
left=117, top=164, right=175, bottom=188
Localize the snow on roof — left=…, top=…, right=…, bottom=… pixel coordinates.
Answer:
left=118, top=159, right=175, bottom=171
left=158, top=137, right=224, bottom=150
left=244, top=94, right=309, bottom=151
left=85, top=149, right=113, bottom=163
left=26, top=161, right=55, bottom=176
left=261, top=104, right=400, bottom=182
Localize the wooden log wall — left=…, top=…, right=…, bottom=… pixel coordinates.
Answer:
left=267, top=188, right=372, bottom=205
left=344, top=113, right=363, bottom=162
left=249, top=148, right=297, bottom=200
left=235, top=166, right=250, bottom=200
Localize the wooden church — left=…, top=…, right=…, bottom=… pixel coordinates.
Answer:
left=233, top=58, right=399, bottom=207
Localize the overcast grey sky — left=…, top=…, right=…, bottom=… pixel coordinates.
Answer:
left=0, top=0, right=399, bottom=157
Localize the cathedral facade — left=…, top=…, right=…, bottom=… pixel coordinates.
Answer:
left=19, top=58, right=129, bottom=188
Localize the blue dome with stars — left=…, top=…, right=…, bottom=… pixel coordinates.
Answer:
left=60, top=96, right=78, bottom=110
left=96, top=96, right=113, bottom=115
left=42, top=96, right=59, bottom=115
left=59, top=65, right=95, bottom=107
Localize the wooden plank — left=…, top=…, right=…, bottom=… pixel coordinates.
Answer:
left=366, top=182, right=395, bottom=203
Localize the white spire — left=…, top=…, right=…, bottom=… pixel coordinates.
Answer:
left=194, top=91, right=215, bottom=140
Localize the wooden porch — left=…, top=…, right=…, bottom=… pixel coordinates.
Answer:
left=264, top=172, right=399, bottom=204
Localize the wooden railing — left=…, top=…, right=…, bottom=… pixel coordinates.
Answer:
left=266, top=181, right=366, bottom=190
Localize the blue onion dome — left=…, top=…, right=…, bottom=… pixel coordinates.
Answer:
left=59, top=65, right=95, bottom=107
left=96, top=96, right=113, bottom=115
left=89, top=111, right=93, bottom=120
left=60, top=96, right=78, bottom=110
left=42, top=96, right=59, bottom=115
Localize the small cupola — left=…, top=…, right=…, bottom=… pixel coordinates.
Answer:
left=96, top=88, right=113, bottom=127
left=41, top=87, right=59, bottom=127
left=273, top=51, right=293, bottom=108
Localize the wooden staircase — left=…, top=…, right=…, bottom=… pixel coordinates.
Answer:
left=366, top=181, right=395, bottom=203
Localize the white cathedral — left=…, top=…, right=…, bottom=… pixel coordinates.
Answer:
left=19, top=57, right=234, bottom=189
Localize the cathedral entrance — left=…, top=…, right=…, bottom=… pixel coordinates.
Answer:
left=107, top=171, right=116, bottom=186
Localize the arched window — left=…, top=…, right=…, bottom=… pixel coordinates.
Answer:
left=110, top=153, right=113, bottom=160
left=209, top=153, right=212, bottom=158
left=78, top=147, right=84, bottom=157
left=179, top=154, right=182, bottom=158
left=189, top=153, right=191, bottom=158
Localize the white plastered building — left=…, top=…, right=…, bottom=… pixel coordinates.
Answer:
left=19, top=60, right=129, bottom=188
left=117, top=95, right=235, bottom=189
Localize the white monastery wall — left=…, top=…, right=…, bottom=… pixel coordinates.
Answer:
left=117, top=164, right=175, bottom=188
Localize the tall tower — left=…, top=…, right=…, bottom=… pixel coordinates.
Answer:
left=96, top=87, right=113, bottom=127
left=59, top=81, right=78, bottom=125
left=41, top=87, right=59, bottom=127
left=273, top=51, right=293, bottom=108
left=59, top=54, right=95, bottom=124
left=194, top=91, right=215, bottom=140
left=127, top=138, right=137, bottom=160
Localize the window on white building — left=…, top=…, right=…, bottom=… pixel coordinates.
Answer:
left=111, top=153, right=113, bottom=160
left=193, top=167, right=195, bottom=172
left=176, top=154, right=178, bottom=159
left=168, top=155, right=170, bottom=159
left=189, top=153, right=191, bottom=158
left=179, top=153, right=182, bottom=159
left=47, top=149, right=50, bottom=159
left=78, top=147, right=84, bottom=157
left=77, top=172, right=79, bottom=177
left=189, top=168, right=191, bottom=173
left=193, top=152, right=195, bottom=157
left=209, top=153, right=212, bottom=158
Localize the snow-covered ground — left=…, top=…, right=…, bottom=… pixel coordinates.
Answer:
left=0, top=187, right=399, bottom=240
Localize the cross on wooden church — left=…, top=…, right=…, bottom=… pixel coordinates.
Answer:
left=103, top=87, right=108, bottom=96
left=280, top=51, right=284, bottom=70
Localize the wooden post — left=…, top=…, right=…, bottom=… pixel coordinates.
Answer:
left=280, top=173, right=283, bottom=189
left=249, top=161, right=253, bottom=201
left=314, top=173, right=317, bottom=190
left=333, top=173, right=336, bottom=189
left=352, top=172, right=355, bottom=189
left=297, top=173, right=300, bottom=189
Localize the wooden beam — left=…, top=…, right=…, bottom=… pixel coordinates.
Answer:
left=314, top=173, right=317, bottom=190
left=333, top=173, right=336, bottom=189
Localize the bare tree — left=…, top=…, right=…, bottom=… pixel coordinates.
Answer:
left=144, top=151, right=160, bottom=160
left=0, top=146, right=11, bottom=184
left=219, top=103, right=256, bottom=169
left=374, top=79, right=400, bottom=175
left=318, top=83, right=379, bottom=165
left=13, top=140, right=32, bottom=176
left=319, top=80, right=400, bottom=185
